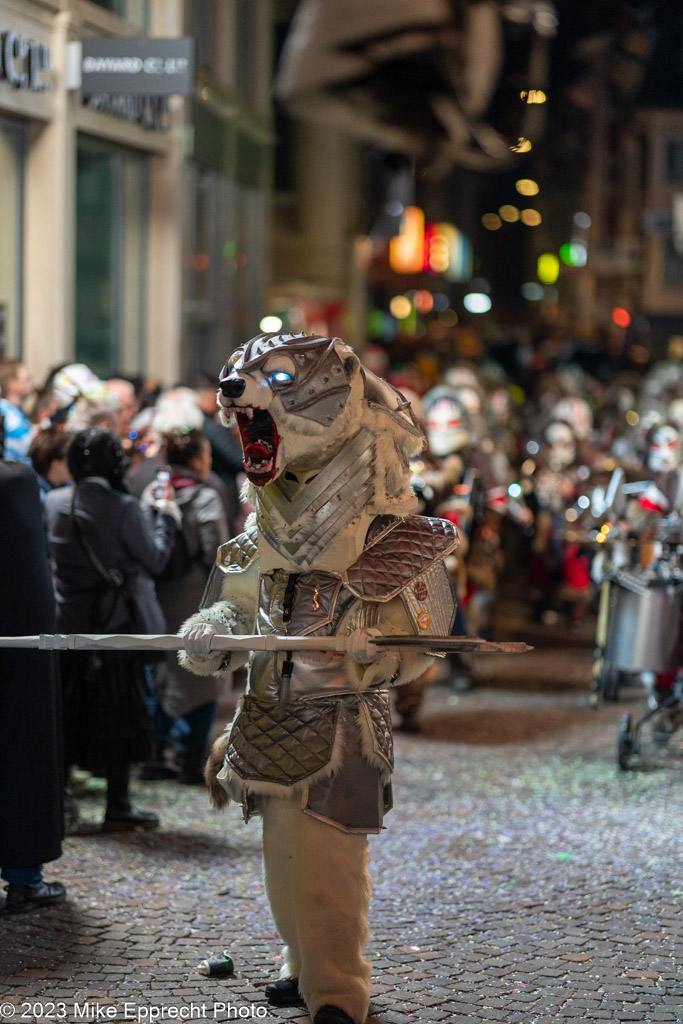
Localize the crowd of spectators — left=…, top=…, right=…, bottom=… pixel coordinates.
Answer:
left=0, top=357, right=245, bottom=913
left=1, top=331, right=682, bottom=911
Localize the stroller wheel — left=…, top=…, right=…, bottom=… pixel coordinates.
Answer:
left=617, top=713, right=634, bottom=771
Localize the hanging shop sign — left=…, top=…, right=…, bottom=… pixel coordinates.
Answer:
left=0, top=30, right=51, bottom=91
left=78, top=37, right=194, bottom=96
left=388, top=206, right=471, bottom=282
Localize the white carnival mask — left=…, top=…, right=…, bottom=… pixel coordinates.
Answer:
left=426, top=397, right=470, bottom=456
left=648, top=424, right=681, bottom=473
left=545, top=421, right=576, bottom=469
left=551, top=397, right=593, bottom=441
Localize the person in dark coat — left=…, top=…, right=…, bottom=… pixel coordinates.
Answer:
left=0, top=461, right=66, bottom=913
left=45, top=428, right=179, bottom=832
left=140, top=428, right=230, bottom=783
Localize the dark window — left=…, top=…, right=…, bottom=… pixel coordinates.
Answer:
left=666, top=141, right=683, bottom=183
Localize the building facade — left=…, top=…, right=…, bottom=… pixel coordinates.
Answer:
left=0, top=0, right=273, bottom=388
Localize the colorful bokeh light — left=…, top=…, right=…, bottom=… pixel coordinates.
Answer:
left=463, top=293, right=492, bottom=314
left=389, top=295, right=412, bottom=320
left=499, top=205, right=520, bottom=223
left=537, top=253, right=560, bottom=284
left=516, top=179, right=539, bottom=196
left=612, top=307, right=631, bottom=328
left=482, top=213, right=502, bottom=231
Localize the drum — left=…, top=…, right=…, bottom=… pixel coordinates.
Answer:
left=605, top=582, right=681, bottom=673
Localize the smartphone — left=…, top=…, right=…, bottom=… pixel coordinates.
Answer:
left=152, top=467, right=171, bottom=500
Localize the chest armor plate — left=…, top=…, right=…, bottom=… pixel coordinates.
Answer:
left=251, top=570, right=356, bottom=701
left=258, top=569, right=345, bottom=637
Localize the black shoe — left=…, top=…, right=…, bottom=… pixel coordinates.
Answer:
left=314, top=1006, right=356, bottom=1024
left=103, top=806, right=160, bottom=832
left=265, top=977, right=305, bottom=1007
left=4, top=881, right=66, bottom=914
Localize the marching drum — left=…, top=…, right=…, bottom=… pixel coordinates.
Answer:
left=604, top=581, right=682, bottom=674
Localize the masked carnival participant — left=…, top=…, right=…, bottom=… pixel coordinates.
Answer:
left=525, top=415, right=594, bottom=625
left=630, top=420, right=683, bottom=735
left=180, top=333, right=459, bottom=1024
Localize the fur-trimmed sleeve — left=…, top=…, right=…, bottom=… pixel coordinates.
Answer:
left=178, top=557, right=259, bottom=677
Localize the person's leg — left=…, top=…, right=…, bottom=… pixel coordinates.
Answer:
left=262, top=794, right=372, bottom=1023
left=2, top=865, right=66, bottom=913
left=139, top=663, right=179, bottom=779
left=2, top=866, right=43, bottom=886
left=262, top=796, right=303, bottom=982
left=176, top=701, right=217, bottom=784
left=295, top=812, right=372, bottom=1023
left=103, top=761, right=159, bottom=831
left=105, top=760, right=131, bottom=814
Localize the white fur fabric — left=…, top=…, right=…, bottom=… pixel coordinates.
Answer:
left=262, top=793, right=372, bottom=1023
left=177, top=559, right=259, bottom=677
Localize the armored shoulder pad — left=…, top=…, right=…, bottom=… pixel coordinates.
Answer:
left=217, top=521, right=259, bottom=571
left=345, top=515, right=458, bottom=601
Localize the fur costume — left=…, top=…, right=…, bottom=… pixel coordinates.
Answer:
left=181, top=333, right=458, bottom=1024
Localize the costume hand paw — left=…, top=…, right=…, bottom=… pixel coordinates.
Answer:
left=347, top=627, right=382, bottom=663
left=183, top=622, right=220, bottom=659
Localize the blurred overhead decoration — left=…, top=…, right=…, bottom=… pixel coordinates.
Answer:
left=275, top=0, right=557, bottom=175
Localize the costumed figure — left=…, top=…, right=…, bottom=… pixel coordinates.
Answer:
left=626, top=420, right=683, bottom=739
left=180, top=332, right=458, bottom=1024
left=427, top=376, right=522, bottom=638
left=524, top=417, right=594, bottom=624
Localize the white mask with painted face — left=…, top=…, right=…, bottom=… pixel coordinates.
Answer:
left=648, top=424, right=682, bottom=473
left=426, top=397, right=470, bottom=456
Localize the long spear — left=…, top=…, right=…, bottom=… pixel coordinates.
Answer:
left=0, top=633, right=532, bottom=654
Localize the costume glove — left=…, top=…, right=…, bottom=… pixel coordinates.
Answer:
left=347, top=627, right=382, bottom=663
left=183, top=622, right=220, bottom=659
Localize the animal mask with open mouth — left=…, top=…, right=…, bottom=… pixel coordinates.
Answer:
left=217, top=332, right=355, bottom=485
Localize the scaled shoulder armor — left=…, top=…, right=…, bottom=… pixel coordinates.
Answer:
left=345, top=515, right=458, bottom=601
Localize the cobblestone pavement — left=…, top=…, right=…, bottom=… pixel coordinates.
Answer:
left=1, top=619, right=681, bottom=1024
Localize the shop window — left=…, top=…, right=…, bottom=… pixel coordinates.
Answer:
left=194, top=0, right=219, bottom=74
left=183, top=165, right=236, bottom=378
left=0, top=118, right=24, bottom=360
left=663, top=236, right=683, bottom=287
left=76, top=138, right=147, bottom=376
left=665, top=140, right=683, bottom=183
left=236, top=0, right=259, bottom=103
left=87, top=0, right=149, bottom=31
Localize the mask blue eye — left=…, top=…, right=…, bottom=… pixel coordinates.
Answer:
left=269, top=370, right=293, bottom=384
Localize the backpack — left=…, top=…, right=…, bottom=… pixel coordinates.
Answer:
left=157, top=526, right=195, bottom=582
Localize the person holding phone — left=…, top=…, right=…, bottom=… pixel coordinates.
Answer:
left=141, top=428, right=230, bottom=784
